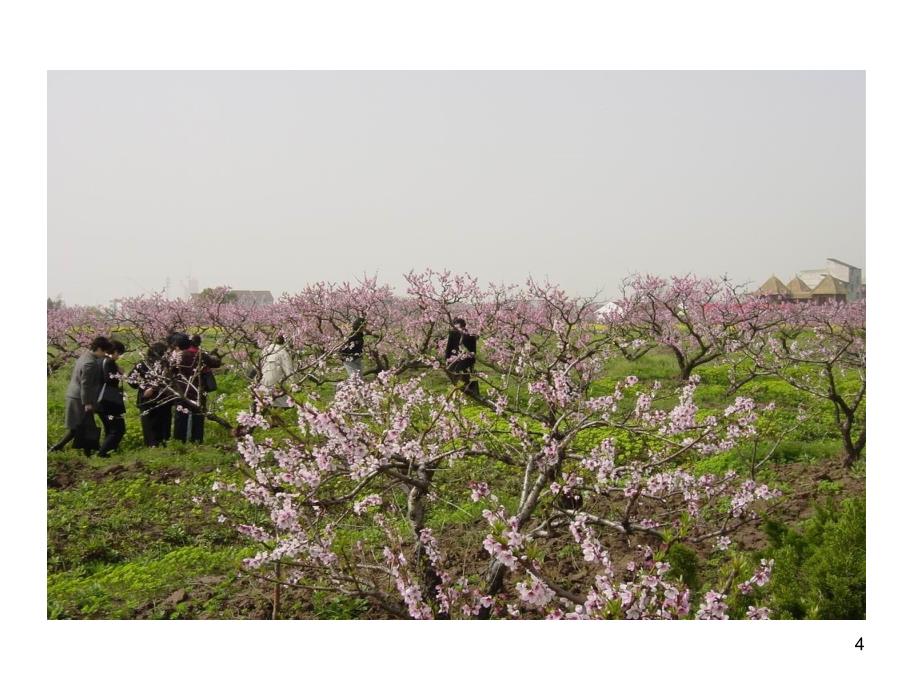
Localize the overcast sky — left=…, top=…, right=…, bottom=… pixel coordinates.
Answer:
left=48, top=71, right=865, bottom=306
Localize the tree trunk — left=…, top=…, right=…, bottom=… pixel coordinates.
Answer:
left=271, top=561, right=282, bottom=619
left=476, top=462, right=553, bottom=618
left=842, top=427, right=865, bottom=468
left=668, top=346, right=691, bottom=381
left=837, top=404, right=864, bottom=469
left=476, top=561, right=507, bottom=620
left=406, top=469, right=449, bottom=619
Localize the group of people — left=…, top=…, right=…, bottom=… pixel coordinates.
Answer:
left=49, top=317, right=479, bottom=457
left=49, top=336, right=127, bottom=457
left=49, top=332, right=222, bottom=456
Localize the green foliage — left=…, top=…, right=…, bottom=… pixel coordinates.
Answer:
left=601, top=349, right=679, bottom=383
left=48, top=546, right=254, bottom=619
left=762, top=498, right=866, bottom=619
left=664, top=542, right=701, bottom=592
left=427, top=499, right=480, bottom=529
left=311, top=593, right=371, bottom=620
left=46, top=440, right=268, bottom=618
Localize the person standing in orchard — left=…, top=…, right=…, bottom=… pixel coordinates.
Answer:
left=260, top=334, right=295, bottom=407
left=49, top=336, right=110, bottom=454
left=191, top=333, right=220, bottom=396
left=171, top=334, right=222, bottom=443
left=128, top=341, right=172, bottom=447
left=340, top=317, right=366, bottom=379
left=445, top=317, right=479, bottom=395
left=97, top=339, right=127, bottom=457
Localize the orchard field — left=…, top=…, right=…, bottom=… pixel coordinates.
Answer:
left=46, top=273, right=866, bottom=619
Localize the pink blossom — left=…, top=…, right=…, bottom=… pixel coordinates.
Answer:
left=515, top=575, right=555, bottom=609
left=469, top=482, right=491, bottom=502
left=696, top=591, right=730, bottom=620
left=352, top=494, right=383, bottom=515
left=746, top=606, right=771, bottom=620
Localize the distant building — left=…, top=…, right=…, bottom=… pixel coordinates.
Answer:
left=755, top=275, right=792, bottom=302
left=191, top=289, right=275, bottom=306
left=595, top=301, right=623, bottom=318
left=810, top=274, right=849, bottom=304
left=785, top=276, right=814, bottom=301
left=795, top=269, right=827, bottom=291
left=826, top=258, right=863, bottom=302
left=757, top=258, right=864, bottom=304
left=230, top=290, right=274, bottom=306
left=183, top=276, right=199, bottom=299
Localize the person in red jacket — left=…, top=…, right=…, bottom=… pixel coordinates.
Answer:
left=171, top=334, right=221, bottom=443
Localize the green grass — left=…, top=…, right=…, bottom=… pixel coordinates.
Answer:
left=48, top=545, right=255, bottom=619
left=46, top=430, right=267, bottom=618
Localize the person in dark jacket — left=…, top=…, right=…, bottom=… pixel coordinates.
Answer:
left=97, top=339, right=127, bottom=457
left=190, top=334, right=220, bottom=393
left=128, top=341, right=172, bottom=447
left=49, top=336, right=110, bottom=454
left=171, top=334, right=222, bottom=443
left=340, top=318, right=366, bottom=378
left=445, top=318, right=479, bottom=395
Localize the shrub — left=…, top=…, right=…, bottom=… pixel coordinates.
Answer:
left=762, top=498, right=865, bottom=619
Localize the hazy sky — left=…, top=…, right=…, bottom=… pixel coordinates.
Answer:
left=48, top=71, right=865, bottom=306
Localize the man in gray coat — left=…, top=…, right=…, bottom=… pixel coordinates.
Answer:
left=49, top=336, right=111, bottom=453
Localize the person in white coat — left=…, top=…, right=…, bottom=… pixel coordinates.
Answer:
left=260, top=335, right=294, bottom=407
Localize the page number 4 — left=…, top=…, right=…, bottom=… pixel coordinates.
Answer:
left=855, top=637, right=864, bottom=650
